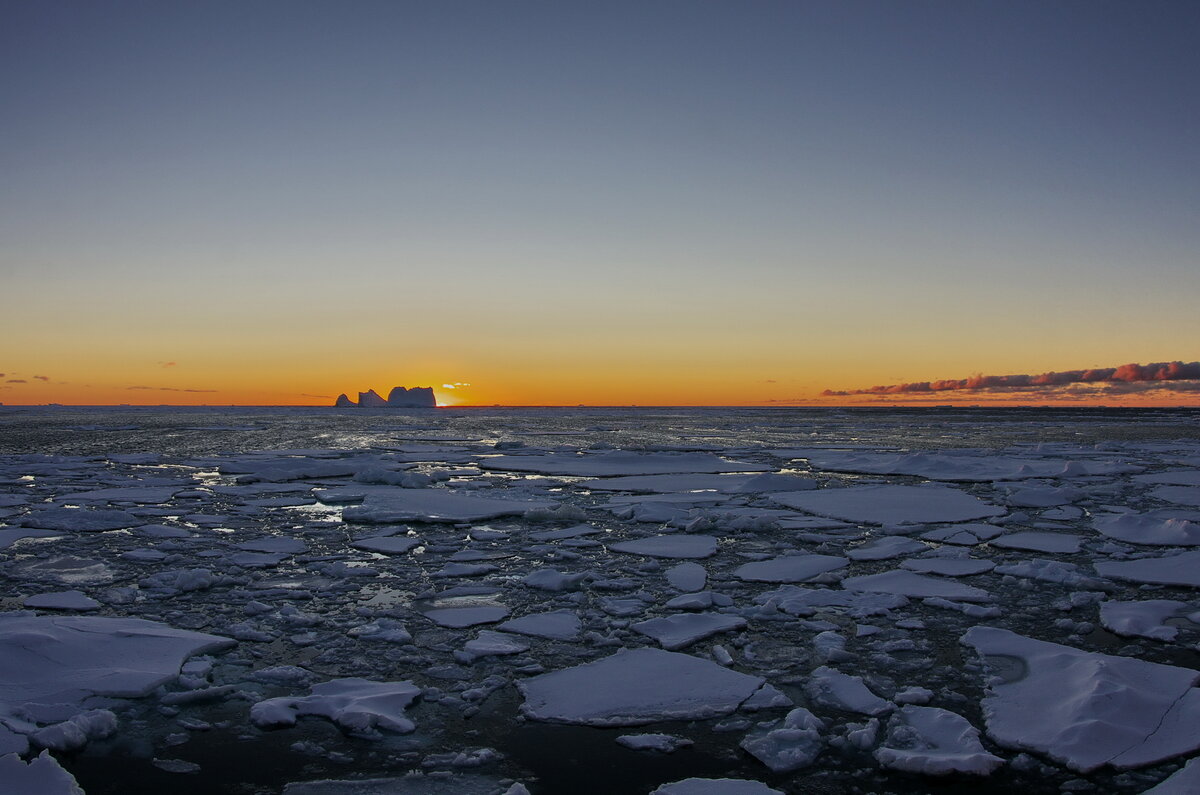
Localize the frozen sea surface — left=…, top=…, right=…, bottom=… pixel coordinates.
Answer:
left=1, top=405, right=1199, bottom=794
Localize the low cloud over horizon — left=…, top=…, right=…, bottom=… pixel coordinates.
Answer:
left=823, top=361, right=1200, bottom=398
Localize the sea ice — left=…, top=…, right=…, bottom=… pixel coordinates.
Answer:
left=806, top=666, right=891, bottom=715
left=989, top=531, right=1082, bottom=554
left=665, top=562, right=708, bottom=592
left=846, top=536, right=928, bottom=561
left=22, top=591, right=101, bottom=611
left=417, top=603, right=508, bottom=627
left=962, top=626, right=1200, bottom=771
left=739, top=707, right=825, bottom=772
left=518, top=648, right=764, bottom=726
left=842, top=571, right=992, bottom=601
left=874, top=706, right=1004, bottom=775
left=770, top=484, right=1004, bottom=525
left=1093, top=513, right=1200, bottom=546
left=733, top=555, right=848, bottom=583
left=0, top=750, right=84, bottom=794
left=338, top=488, right=555, bottom=523
left=0, top=615, right=234, bottom=708
left=608, top=535, right=718, bottom=559
left=496, top=611, right=582, bottom=640
left=652, top=779, right=783, bottom=795
left=1144, top=757, right=1200, bottom=793
left=251, top=678, right=422, bottom=736
left=1094, top=550, right=1200, bottom=587
left=579, top=473, right=813, bottom=493
left=615, top=733, right=693, bottom=752
left=1152, top=486, right=1200, bottom=507
left=350, top=535, right=422, bottom=554
left=901, top=558, right=995, bottom=576
left=480, top=451, right=770, bottom=477
left=631, top=614, right=747, bottom=650
left=1099, top=600, right=1192, bottom=641
left=20, top=507, right=144, bottom=532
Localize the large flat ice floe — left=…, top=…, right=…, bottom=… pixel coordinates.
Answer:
left=961, top=626, right=1200, bottom=772
left=518, top=648, right=765, bottom=726
left=769, top=484, right=1004, bottom=525
left=1092, top=512, right=1200, bottom=546
left=479, top=451, right=771, bottom=477
left=800, top=451, right=1139, bottom=481
left=1094, top=550, right=1200, bottom=587
left=0, top=615, right=235, bottom=708
left=335, top=488, right=555, bottom=523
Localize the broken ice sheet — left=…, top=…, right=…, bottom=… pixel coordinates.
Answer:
left=479, top=451, right=770, bottom=477
left=874, top=705, right=1004, bottom=775
left=518, top=648, right=764, bottom=726
left=770, top=484, right=1004, bottom=525
left=962, top=626, right=1200, bottom=772
left=251, top=678, right=422, bottom=736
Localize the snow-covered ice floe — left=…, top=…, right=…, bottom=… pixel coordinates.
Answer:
left=961, top=626, right=1200, bottom=772
left=769, top=484, right=1005, bottom=525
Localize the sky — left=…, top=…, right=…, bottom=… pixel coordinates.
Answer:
left=2, top=0, right=1198, bottom=407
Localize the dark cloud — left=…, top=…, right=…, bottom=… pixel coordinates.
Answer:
left=6, top=379, right=27, bottom=384
left=301, top=393, right=331, bottom=398
left=33, top=375, right=50, bottom=381
left=823, top=361, right=1200, bottom=397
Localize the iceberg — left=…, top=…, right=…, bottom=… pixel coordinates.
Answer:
left=334, top=386, right=437, bottom=408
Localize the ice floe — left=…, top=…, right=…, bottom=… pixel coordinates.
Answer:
left=518, top=648, right=764, bottom=726
left=770, top=484, right=1004, bottom=525
left=962, top=626, right=1200, bottom=771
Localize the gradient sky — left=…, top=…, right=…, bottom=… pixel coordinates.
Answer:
left=2, top=1, right=1198, bottom=406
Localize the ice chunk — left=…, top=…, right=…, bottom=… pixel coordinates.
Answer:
left=807, top=666, right=891, bottom=715
left=20, top=507, right=144, bottom=532
left=609, top=535, right=718, bottom=559
left=1144, top=757, right=1200, bottom=794
left=733, top=555, right=848, bottom=583
left=802, top=451, right=1134, bottom=482
left=1099, top=600, right=1191, bottom=641
left=962, top=626, right=1200, bottom=771
left=846, top=536, right=927, bottom=561
left=1005, top=486, right=1082, bottom=508
left=652, top=779, right=783, bottom=795
left=989, top=532, right=1082, bottom=554
left=874, top=706, right=1004, bottom=775
left=666, top=562, right=707, bottom=592
left=0, top=615, right=234, bottom=708
left=251, top=678, right=421, bottom=736
left=616, top=733, right=693, bottom=752
left=340, top=488, right=555, bottom=523
left=631, top=614, right=747, bottom=650
left=1152, top=486, right=1200, bottom=507
left=22, top=590, right=101, bottom=611
left=528, top=523, right=600, bottom=541
left=901, top=558, right=994, bottom=577
left=0, top=750, right=84, bottom=794
left=1136, top=470, right=1200, bottom=487
left=350, top=535, right=422, bottom=554
left=843, top=570, right=992, bottom=602
left=459, top=630, right=529, bottom=662
left=1094, top=550, right=1200, bottom=587
left=580, top=473, right=812, bottom=493
left=518, top=648, right=764, bottom=726
left=236, top=537, right=307, bottom=554
left=480, top=451, right=770, bottom=477
left=756, top=586, right=908, bottom=617
left=921, top=523, right=1004, bottom=545
left=770, top=485, right=1004, bottom=525
left=497, top=611, right=581, bottom=640
left=422, top=607, right=510, bottom=628
left=740, top=707, right=825, bottom=772
left=1093, top=513, right=1200, bottom=546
